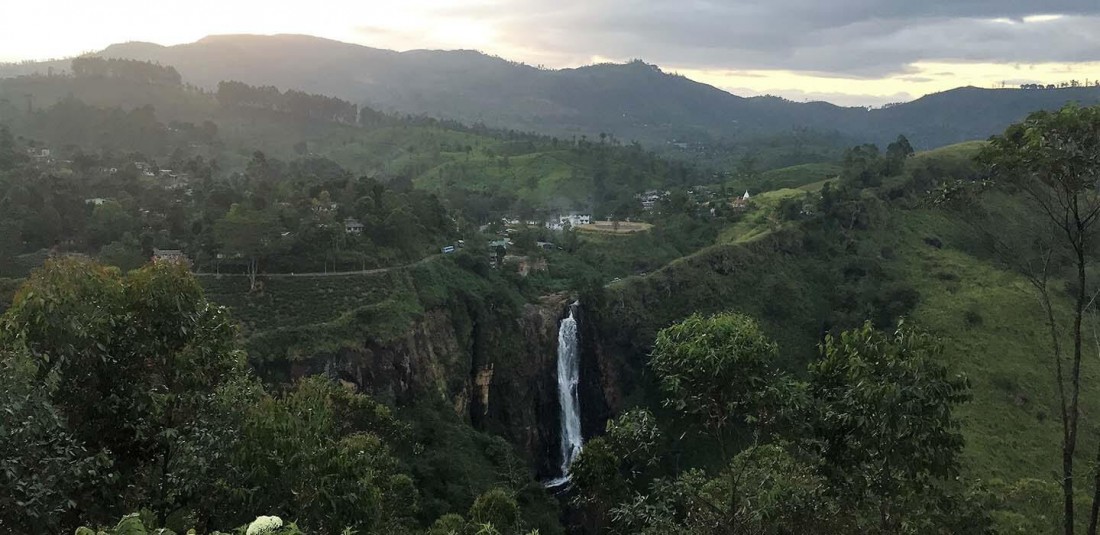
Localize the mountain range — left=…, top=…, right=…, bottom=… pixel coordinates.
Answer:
left=5, top=33, right=1100, bottom=152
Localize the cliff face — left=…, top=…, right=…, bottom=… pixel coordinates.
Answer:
left=578, top=305, right=622, bottom=438
left=283, top=292, right=623, bottom=479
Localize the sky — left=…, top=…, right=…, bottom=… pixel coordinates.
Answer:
left=2, top=0, right=1100, bottom=107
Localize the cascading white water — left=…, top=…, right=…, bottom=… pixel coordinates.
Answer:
left=547, top=304, right=582, bottom=487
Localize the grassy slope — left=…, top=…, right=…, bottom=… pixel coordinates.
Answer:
left=717, top=188, right=805, bottom=244
left=894, top=209, right=1100, bottom=483
left=758, top=162, right=842, bottom=189
left=600, top=141, right=1095, bottom=491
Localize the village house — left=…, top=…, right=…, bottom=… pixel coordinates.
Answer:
left=84, top=198, right=109, bottom=206
left=488, top=239, right=512, bottom=250
left=152, top=248, right=191, bottom=266
left=638, top=189, right=669, bottom=211
left=344, top=218, right=365, bottom=234
left=313, top=202, right=339, bottom=214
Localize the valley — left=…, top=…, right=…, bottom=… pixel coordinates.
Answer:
left=1, top=49, right=1099, bottom=535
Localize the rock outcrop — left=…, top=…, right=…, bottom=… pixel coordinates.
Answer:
left=281, top=291, right=622, bottom=479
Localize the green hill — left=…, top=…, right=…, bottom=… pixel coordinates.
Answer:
left=0, top=74, right=702, bottom=214
left=6, top=34, right=1100, bottom=155
left=588, top=142, right=1099, bottom=496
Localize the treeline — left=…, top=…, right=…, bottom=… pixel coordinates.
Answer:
left=569, top=313, right=985, bottom=533
left=71, top=56, right=182, bottom=85
left=1019, top=80, right=1100, bottom=90
left=26, top=98, right=216, bottom=154
left=216, top=80, right=358, bottom=124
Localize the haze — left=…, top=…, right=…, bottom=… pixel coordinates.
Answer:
left=3, top=0, right=1100, bottom=106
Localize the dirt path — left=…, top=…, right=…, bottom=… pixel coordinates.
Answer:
left=194, top=254, right=439, bottom=278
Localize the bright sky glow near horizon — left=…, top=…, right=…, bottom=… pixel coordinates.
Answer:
left=3, top=0, right=1100, bottom=107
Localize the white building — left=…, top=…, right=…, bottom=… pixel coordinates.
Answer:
left=560, top=213, right=591, bottom=227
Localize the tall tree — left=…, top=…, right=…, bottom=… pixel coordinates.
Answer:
left=809, top=321, right=970, bottom=531
left=214, top=204, right=281, bottom=291
left=0, top=257, right=250, bottom=527
left=650, top=312, right=786, bottom=441
left=649, top=312, right=794, bottom=533
left=979, top=104, right=1100, bottom=535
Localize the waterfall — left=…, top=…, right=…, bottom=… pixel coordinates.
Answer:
left=547, top=303, right=582, bottom=487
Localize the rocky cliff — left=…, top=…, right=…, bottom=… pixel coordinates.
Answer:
left=274, top=290, right=621, bottom=479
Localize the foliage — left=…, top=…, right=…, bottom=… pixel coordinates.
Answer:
left=1, top=257, right=250, bottom=527
left=217, top=81, right=357, bottom=124
left=468, top=489, right=519, bottom=533
left=608, top=445, right=843, bottom=535
left=571, top=409, right=663, bottom=530
left=72, top=57, right=182, bottom=85
left=650, top=312, right=786, bottom=435
left=589, top=309, right=984, bottom=534
left=808, top=321, right=972, bottom=530
left=223, top=376, right=414, bottom=533
left=974, top=103, right=1100, bottom=535
left=0, top=259, right=428, bottom=533
left=0, top=345, right=101, bottom=533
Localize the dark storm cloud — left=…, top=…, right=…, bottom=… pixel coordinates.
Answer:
left=450, top=0, right=1100, bottom=76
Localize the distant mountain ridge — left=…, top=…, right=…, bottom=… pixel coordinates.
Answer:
left=4, top=34, right=1100, bottom=150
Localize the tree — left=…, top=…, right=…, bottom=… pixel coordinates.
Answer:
left=87, top=200, right=134, bottom=248
left=808, top=321, right=970, bottom=531
left=886, top=134, right=914, bottom=161
left=97, top=233, right=146, bottom=271
left=0, top=257, right=251, bottom=528
left=0, top=346, right=100, bottom=533
left=571, top=409, right=662, bottom=530
left=736, top=153, right=759, bottom=181
left=226, top=377, right=415, bottom=533
left=650, top=312, right=785, bottom=440
left=214, top=204, right=281, bottom=291
left=0, top=219, right=22, bottom=272
left=978, top=104, right=1100, bottom=535
left=885, top=135, right=915, bottom=175
left=468, top=488, right=519, bottom=534
left=427, top=513, right=467, bottom=535
left=648, top=313, right=802, bottom=534
left=612, top=445, right=841, bottom=535
left=842, top=143, right=884, bottom=187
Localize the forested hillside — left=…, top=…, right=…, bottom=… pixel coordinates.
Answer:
left=6, top=34, right=1100, bottom=160
left=0, top=68, right=703, bottom=220
left=4, top=60, right=1100, bottom=534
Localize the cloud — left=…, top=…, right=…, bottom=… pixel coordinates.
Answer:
left=445, top=0, right=1100, bottom=77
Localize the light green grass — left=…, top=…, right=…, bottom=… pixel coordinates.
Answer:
left=757, top=162, right=842, bottom=189
left=891, top=210, right=1100, bottom=483
left=718, top=188, right=806, bottom=244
